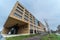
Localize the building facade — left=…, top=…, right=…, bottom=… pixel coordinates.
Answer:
left=2, top=1, right=45, bottom=35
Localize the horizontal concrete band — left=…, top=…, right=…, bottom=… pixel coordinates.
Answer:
left=2, top=34, right=30, bottom=37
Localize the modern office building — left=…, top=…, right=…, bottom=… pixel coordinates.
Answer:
left=2, top=1, right=46, bottom=35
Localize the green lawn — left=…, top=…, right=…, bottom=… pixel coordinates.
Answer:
left=41, top=34, right=60, bottom=40
left=6, top=34, right=60, bottom=40
left=6, top=34, right=38, bottom=40
left=57, top=36, right=60, bottom=40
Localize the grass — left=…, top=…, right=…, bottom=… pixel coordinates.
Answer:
left=6, top=33, right=60, bottom=40
left=6, top=34, right=38, bottom=40
left=41, top=34, right=60, bottom=40
left=57, top=35, right=60, bottom=40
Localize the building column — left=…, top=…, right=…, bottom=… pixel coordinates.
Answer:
left=2, top=27, right=9, bottom=34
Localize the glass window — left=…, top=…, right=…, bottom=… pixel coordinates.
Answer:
left=30, top=16, right=32, bottom=18
left=30, top=24, right=33, bottom=26
left=34, top=30, right=36, bottom=34
left=18, top=4, right=24, bottom=9
left=30, top=29, right=33, bottom=34
left=25, top=12, right=29, bottom=15
left=30, top=24, right=33, bottom=29
left=30, top=16, right=33, bottom=21
left=35, top=19, right=39, bottom=26
left=34, top=22, right=35, bottom=24
left=30, top=14, right=32, bottom=18
left=25, top=10, right=29, bottom=16
left=38, top=21, right=40, bottom=26
left=14, top=13, right=22, bottom=19
left=30, top=21, right=33, bottom=23
left=24, top=18, right=28, bottom=21
left=30, top=18, right=32, bottom=20
left=16, top=9, right=23, bottom=15
left=24, top=15, right=29, bottom=21
left=24, top=15, right=28, bottom=18
left=17, top=6, right=23, bottom=11
left=25, top=10, right=29, bottom=13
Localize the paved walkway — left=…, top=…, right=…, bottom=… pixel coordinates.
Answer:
left=56, top=33, right=60, bottom=35
left=24, top=35, right=41, bottom=40
left=2, top=34, right=29, bottom=37
left=24, top=33, right=48, bottom=40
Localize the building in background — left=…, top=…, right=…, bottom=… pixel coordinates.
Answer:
left=2, top=1, right=46, bottom=35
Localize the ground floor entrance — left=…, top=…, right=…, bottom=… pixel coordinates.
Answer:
left=2, top=17, right=29, bottom=34
left=8, top=24, right=19, bottom=34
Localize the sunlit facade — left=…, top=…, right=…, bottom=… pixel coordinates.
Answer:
left=2, top=1, right=46, bottom=35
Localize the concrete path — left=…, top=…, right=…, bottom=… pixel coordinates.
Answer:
left=24, top=36, right=41, bottom=40
left=24, top=33, right=48, bottom=40
left=56, top=33, right=60, bottom=35
left=2, top=34, right=29, bottom=37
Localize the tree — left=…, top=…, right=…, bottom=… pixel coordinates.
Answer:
left=57, top=25, right=60, bottom=33
left=57, top=25, right=60, bottom=30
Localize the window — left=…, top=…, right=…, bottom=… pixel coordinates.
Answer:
left=30, top=24, right=33, bottom=26
left=30, top=16, right=33, bottom=21
left=24, top=18, right=28, bottom=21
left=24, top=15, right=29, bottom=18
left=34, top=30, right=36, bottom=34
left=25, top=10, right=29, bottom=13
left=34, top=20, right=36, bottom=24
left=25, top=10, right=29, bottom=16
left=30, top=29, right=33, bottom=34
left=30, top=14, right=32, bottom=18
left=30, top=21, right=33, bottom=23
left=30, top=18, right=32, bottom=20
left=17, top=6, right=23, bottom=11
left=30, top=16, right=32, bottom=18
left=24, top=15, right=29, bottom=21
left=38, top=21, right=40, bottom=26
left=14, top=13, right=22, bottom=19
left=30, top=24, right=33, bottom=29
left=35, top=19, right=39, bottom=26
left=18, top=4, right=24, bottom=9
left=16, top=9, right=23, bottom=15
left=34, top=22, right=35, bottom=24
left=25, top=12, right=29, bottom=15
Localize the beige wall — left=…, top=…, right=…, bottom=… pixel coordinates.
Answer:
left=2, top=1, right=46, bottom=34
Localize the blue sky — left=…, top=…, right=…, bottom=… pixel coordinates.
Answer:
left=0, top=0, right=60, bottom=31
